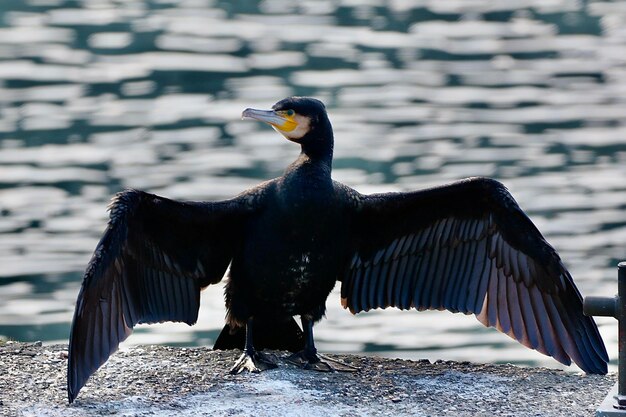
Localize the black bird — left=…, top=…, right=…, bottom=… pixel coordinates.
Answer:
left=67, top=96, right=608, bottom=403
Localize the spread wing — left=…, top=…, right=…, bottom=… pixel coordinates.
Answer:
left=340, top=177, right=608, bottom=374
left=67, top=188, right=259, bottom=402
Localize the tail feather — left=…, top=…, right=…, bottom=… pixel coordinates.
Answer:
left=213, top=317, right=305, bottom=352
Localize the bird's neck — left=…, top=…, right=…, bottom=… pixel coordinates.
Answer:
left=280, top=125, right=334, bottom=210
left=298, top=119, right=334, bottom=171
left=298, top=146, right=333, bottom=171
left=282, top=151, right=332, bottom=207
left=287, top=153, right=331, bottom=183
left=284, top=137, right=333, bottom=186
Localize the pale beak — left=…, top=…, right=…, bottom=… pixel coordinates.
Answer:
left=242, top=108, right=297, bottom=132
left=242, top=108, right=286, bottom=125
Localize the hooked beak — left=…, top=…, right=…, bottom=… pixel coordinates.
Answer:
left=242, top=108, right=298, bottom=132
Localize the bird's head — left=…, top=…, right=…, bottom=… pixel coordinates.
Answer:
left=242, top=97, right=331, bottom=146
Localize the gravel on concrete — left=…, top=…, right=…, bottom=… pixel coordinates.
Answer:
left=0, top=341, right=616, bottom=416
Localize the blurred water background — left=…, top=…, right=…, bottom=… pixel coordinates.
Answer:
left=0, top=0, right=625, bottom=373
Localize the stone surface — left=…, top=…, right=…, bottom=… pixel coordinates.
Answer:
left=0, top=341, right=616, bottom=416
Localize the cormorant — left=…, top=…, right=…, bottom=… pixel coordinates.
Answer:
left=67, top=97, right=608, bottom=403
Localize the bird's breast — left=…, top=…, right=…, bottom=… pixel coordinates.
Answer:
left=232, top=206, right=347, bottom=311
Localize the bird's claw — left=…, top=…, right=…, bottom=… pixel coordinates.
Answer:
left=287, top=351, right=359, bottom=372
left=229, top=350, right=278, bottom=374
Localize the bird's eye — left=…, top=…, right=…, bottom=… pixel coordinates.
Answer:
left=286, top=109, right=295, bottom=117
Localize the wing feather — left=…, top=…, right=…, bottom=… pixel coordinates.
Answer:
left=517, top=282, right=543, bottom=352
left=420, top=252, right=437, bottom=311
left=67, top=188, right=256, bottom=403
left=486, top=261, right=499, bottom=327
left=506, top=279, right=526, bottom=343
left=385, top=258, right=400, bottom=308
left=497, top=267, right=511, bottom=334
left=375, top=256, right=390, bottom=308
left=446, top=236, right=470, bottom=312
left=398, top=256, right=412, bottom=309
left=341, top=177, right=608, bottom=374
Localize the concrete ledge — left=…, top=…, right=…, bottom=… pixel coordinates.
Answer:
left=0, top=341, right=616, bottom=416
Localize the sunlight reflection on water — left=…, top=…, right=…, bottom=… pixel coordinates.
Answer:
left=0, top=0, right=625, bottom=373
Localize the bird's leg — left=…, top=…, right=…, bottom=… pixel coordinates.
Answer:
left=229, top=317, right=278, bottom=374
left=287, top=317, right=358, bottom=372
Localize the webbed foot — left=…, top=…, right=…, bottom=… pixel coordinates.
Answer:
left=229, top=350, right=278, bottom=374
left=287, top=350, right=358, bottom=372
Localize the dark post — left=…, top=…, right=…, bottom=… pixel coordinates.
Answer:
left=584, top=262, right=626, bottom=413
left=616, top=262, right=626, bottom=409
